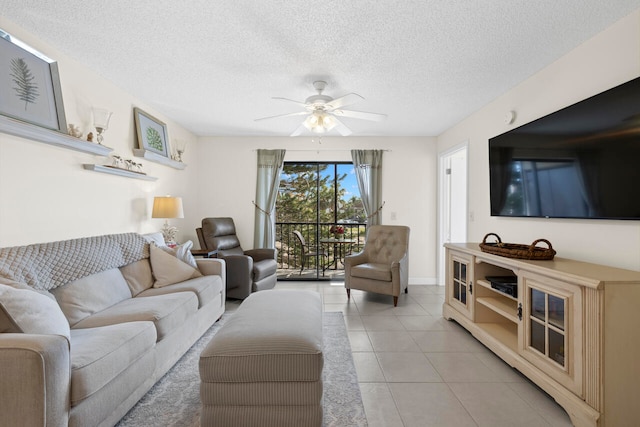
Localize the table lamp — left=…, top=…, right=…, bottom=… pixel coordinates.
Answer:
left=152, top=196, right=184, bottom=245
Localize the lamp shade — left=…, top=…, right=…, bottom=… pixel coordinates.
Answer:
left=152, top=196, right=184, bottom=219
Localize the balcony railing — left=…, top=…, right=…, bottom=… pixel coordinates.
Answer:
left=276, top=222, right=367, bottom=279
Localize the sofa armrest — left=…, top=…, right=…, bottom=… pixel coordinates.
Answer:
left=391, top=252, right=409, bottom=295
left=196, top=258, right=226, bottom=283
left=244, top=248, right=276, bottom=262
left=0, top=334, right=71, bottom=427
left=345, top=251, right=367, bottom=268
left=344, top=251, right=367, bottom=286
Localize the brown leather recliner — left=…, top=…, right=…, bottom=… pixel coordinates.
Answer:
left=198, top=217, right=277, bottom=299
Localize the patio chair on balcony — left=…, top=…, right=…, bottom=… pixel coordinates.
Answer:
left=293, top=230, right=327, bottom=276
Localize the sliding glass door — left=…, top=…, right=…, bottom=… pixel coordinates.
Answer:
left=276, top=162, right=366, bottom=280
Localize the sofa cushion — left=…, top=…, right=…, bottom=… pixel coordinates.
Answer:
left=149, top=243, right=201, bottom=288
left=137, top=275, right=223, bottom=308
left=72, top=293, right=198, bottom=341
left=0, top=283, right=71, bottom=340
left=51, top=268, right=133, bottom=326
left=70, top=321, right=156, bottom=405
left=351, top=263, right=392, bottom=282
left=120, top=259, right=154, bottom=296
left=253, top=259, right=277, bottom=282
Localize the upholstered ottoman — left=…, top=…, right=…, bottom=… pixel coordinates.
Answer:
left=199, top=289, right=323, bottom=427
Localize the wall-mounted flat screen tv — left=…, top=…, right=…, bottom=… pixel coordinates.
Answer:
left=489, top=76, right=640, bottom=220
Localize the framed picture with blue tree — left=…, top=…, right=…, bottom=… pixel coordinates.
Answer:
left=133, top=107, right=169, bottom=157
left=0, top=27, right=67, bottom=132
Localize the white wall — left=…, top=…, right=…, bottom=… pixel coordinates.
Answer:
left=8, top=9, right=638, bottom=279
left=196, top=136, right=438, bottom=283
left=0, top=18, right=439, bottom=283
left=437, top=10, right=640, bottom=270
left=0, top=18, right=200, bottom=246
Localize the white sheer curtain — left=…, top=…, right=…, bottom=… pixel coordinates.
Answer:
left=254, top=149, right=286, bottom=248
left=351, top=149, right=384, bottom=226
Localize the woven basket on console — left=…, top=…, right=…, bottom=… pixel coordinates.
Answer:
left=479, top=233, right=556, bottom=260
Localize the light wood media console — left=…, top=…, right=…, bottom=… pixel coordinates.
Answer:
left=443, top=243, right=640, bottom=427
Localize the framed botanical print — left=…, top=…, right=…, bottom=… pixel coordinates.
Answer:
left=0, top=28, right=67, bottom=132
left=133, top=107, right=169, bottom=157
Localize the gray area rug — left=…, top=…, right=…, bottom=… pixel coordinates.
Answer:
left=116, top=311, right=367, bottom=426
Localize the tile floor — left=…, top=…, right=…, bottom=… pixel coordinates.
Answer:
left=227, top=282, right=574, bottom=427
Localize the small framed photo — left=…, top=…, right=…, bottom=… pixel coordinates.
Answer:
left=133, top=107, right=169, bottom=157
left=0, top=28, right=67, bottom=132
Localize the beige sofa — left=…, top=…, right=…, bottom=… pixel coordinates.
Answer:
left=0, top=232, right=226, bottom=427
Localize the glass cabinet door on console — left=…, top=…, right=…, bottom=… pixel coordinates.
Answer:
left=521, top=272, right=583, bottom=397
left=447, top=251, right=473, bottom=319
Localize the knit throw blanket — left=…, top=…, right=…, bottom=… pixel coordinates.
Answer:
left=0, top=233, right=149, bottom=291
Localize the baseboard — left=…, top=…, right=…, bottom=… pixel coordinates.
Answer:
left=409, top=277, right=439, bottom=285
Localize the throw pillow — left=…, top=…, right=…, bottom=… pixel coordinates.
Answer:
left=120, top=259, right=155, bottom=296
left=149, top=243, right=202, bottom=288
left=177, top=240, right=199, bottom=268
left=161, top=240, right=199, bottom=269
left=142, top=232, right=166, bottom=247
left=0, top=283, right=71, bottom=341
left=0, top=276, right=56, bottom=301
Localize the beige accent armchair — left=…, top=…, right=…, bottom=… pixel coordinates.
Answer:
left=345, top=225, right=410, bottom=306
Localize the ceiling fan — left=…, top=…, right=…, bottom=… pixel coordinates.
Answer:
left=255, top=81, right=386, bottom=136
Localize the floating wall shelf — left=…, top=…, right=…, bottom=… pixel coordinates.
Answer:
left=0, top=115, right=113, bottom=156
left=132, top=148, right=186, bottom=169
left=83, top=164, right=158, bottom=181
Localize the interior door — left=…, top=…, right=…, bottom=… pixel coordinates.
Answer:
left=438, top=143, right=468, bottom=286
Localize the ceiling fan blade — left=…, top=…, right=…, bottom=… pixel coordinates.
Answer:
left=290, top=123, right=307, bottom=137
left=272, top=97, right=312, bottom=109
left=325, top=93, right=363, bottom=110
left=331, top=117, right=352, bottom=136
left=333, top=109, right=387, bottom=122
left=254, top=111, right=309, bottom=122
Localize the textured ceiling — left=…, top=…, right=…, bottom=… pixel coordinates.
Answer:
left=1, top=1, right=639, bottom=137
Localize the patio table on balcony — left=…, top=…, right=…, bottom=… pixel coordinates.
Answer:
left=320, top=237, right=356, bottom=270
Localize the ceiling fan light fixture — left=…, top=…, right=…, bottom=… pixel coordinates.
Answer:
left=256, top=81, right=384, bottom=136
left=322, top=114, right=336, bottom=131
left=303, top=113, right=319, bottom=131
left=303, top=111, right=335, bottom=133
